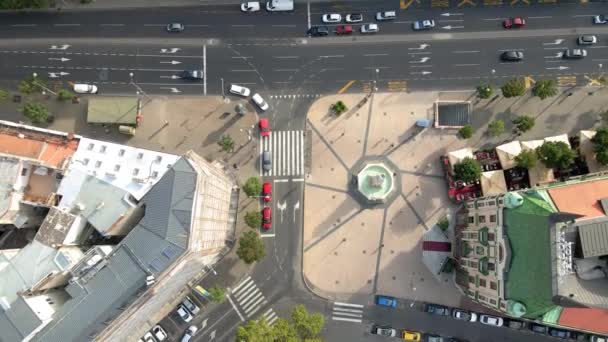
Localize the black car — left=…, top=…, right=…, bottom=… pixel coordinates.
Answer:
left=423, top=303, right=451, bottom=316
left=180, top=70, right=204, bottom=80
left=501, top=51, right=524, bottom=61
left=530, top=323, right=549, bottom=335
left=307, top=26, right=329, bottom=37
left=549, top=328, right=572, bottom=339
left=505, top=319, right=528, bottom=330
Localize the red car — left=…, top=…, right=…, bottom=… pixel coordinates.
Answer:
left=335, top=25, right=353, bottom=35
left=503, top=17, right=525, bottom=29
left=262, top=207, right=272, bottom=229
left=259, top=118, right=270, bottom=137
left=262, top=182, right=272, bottom=202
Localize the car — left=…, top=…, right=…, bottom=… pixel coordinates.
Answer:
left=593, top=15, right=608, bottom=24
left=176, top=304, right=193, bottom=323
left=262, top=151, right=272, bottom=172
left=501, top=51, right=524, bottom=61
left=307, top=26, right=329, bottom=36
left=181, top=325, right=198, bottom=342
left=73, top=84, right=98, bottom=94
left=322, top=13, right=342, bottom=23
left=424, top=334, right=445, bottom=342
left=229, top=84, right=251, bottom=97
left=503, top=17, right=525, bottom=28
left=262, top=182, right=272, bottom=201
left=166, top=23, right=184, bottom=32
left=262, top=206, right=272, bottom=229
left=413, top=19, right=435, bottom=30
left=143, top=332, right=156, bottom=342
left=252, top=93, right=269, bottom=111
left=259, top=118, right=270, bottom=137
left=530, top=323, right=549, bottom=335
left=591, top=336, right=608, bottom=342
left=376, top=11, right=396, bottom=21
left=402, top=330, right=422, bottom=341
left=578, top=35, right=597, bottom=45
left=241, top=1, right=260, bottom=12
left=374, top=294, right=397, bottom=308
left=479, top=314, right=503, bottom=327
left=345, top=13, right=363, bottom=23
left=335, top=25, right=353, bottom=35
left=180, top=70, right=204, bottom=80
left=505, top=319, right=527, bottom=330
left=452, top=309, right=477, bottom=322
left=152, top=325, right=167, bottom=341
left=549, top=328, right=572, bottom=339
left=182, top=296, right=200, bottom=315
left=423, top=303, right=451, bottom=316
left=563, top=48, right=587, bottom=59
left=361, top=24, right=379, bottom=34
left=371, top=325, right=397, bottom=337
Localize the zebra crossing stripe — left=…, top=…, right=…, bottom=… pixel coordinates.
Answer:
left=242, top=292, right=264, bottom=313
left=237, top=283, right=259, bottom=303
left=262, top=309, right=278, bottom=325
left=334, top=302, right=364, bottom=308
left=231, top=276, right=252, bottom=294
left=261, top=130, right=305, bottom=177
left=247, top=300, right=268, bottom=317
left=332, top=301, right=364, bottom=323
left=244, top=295, right=266, bottom=314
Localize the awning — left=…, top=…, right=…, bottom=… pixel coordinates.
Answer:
left=447, top=147, right=474, bottom=167
left=481, top=170, right=508, bottom=195
left=496, top=141, right=522, bottom=170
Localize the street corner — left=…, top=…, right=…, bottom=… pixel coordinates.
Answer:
left=303, top=206, right=385, bottom=296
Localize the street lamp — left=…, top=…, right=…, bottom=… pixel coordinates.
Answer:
left=31, top=72, right=56, bottom=95
left=374, top=68, right=380, bottom=92
left=410, top=287, right=417, bottom=308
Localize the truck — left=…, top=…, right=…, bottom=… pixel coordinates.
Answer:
left=266, top=0, right=293, bottom=12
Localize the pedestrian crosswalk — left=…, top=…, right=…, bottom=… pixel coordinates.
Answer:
left=331, top=301, right=364, bottom=323
left=260, top=130, right=305, bottom=177
left=231, top=276, right=269, bottom=318
left=261, top=307, right=279, bottom=326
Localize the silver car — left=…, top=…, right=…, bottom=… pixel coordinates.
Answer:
left=563, top=49, right=587, bottom=59
left=262, top=151, right=271, bottom=171
left=413, top=19, right=435, bottom=30
left=182, top=296, right=200, bottom=315
left=578, top=35, right=597, bottom=45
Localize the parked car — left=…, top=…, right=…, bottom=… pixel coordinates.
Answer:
left=262, top=151, right=272, bottom=172
left=376, top=11, right=396, bottom=21
left=424, top=303, right=451, bottom=316
left=578, top=35, right=597, bottom=45
left=591, top=336, right=608, bottom=342
left=229, top=84, right=251, bottom=97
left=262, top=206, right=272, bottom=229
left=335, top=25, right=353, bottom=35
left=452, top=309, right=477, bottom=322
left=505, top=319, right=527, bottom=330
left=345, top=13, right=363, bottom=23
left=593, top=15, right=608, bottom=24
left=143, top=332, right=156, bottom=342
left=241, top=1, right=260, bottom=12
left=262, top=182, right=272, bottom=201
left=549, top=328, right=572, bottom=339
left=307, top=26, right=329, bottom=36
left=529, top=323, right=549, bottom=335
left=424, top=334, right=446, bottom=342
left=501, top=51, right=524, bottom=62
left=322, top=13, right=342, bottom=23
left=374, top=295, right=397, bottom=308
left=360, top=24, right=379, bottom=34
left=371, top=325, right=397, bottom=337
left=503, top=17, right=525, bottom=28
left=259, top=118, right=270, bottom=137
left=73, top=84, right=98, bottom=94
left=479, top=314, right=503, bottom=327
left=180, top=70, right=204, bottom=80
left=166, top=23, right=184, bottom=32
left=252, top=93, right=269, bottom=111
left=182, top=296, right=200, bottom=315
left=152, top=325, right=167, bottom=341
left=563, top=49, right=587, bottom=59
left=402, top=330, right=422, bottom=341
left=176, top=304, right=193, bottom=323
left=181, top=325, right=198, bottom=342
left=413, top=19, right=435, bottom=30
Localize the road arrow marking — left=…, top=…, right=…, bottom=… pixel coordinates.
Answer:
left=48, top=71, right=70, bottom=78
left=441, top=12, right=464, bottom=16
left=160, top=87, right=181, bottom=93
left=409, top=57, right=430, bottom=63
left=277, top=201, right=286, bottom=224
left=160, top=75, right=180, bottom=79
left=546, top=66, right=569, bottom=70
left=442, top=25, right=464, bottom=30
left=410, top=71, right=432, bottom=75
left=209, top=330, right=216, bottom=340
left=545, top=52, right=564, bottom=58
left=543, top=39, right=564, bottom=45
left=50, top=44, right=70, bottom=50
left=408, top=43, right=430, bottom=50
left=201, top=319, right=208, bottom=330
left=160, top=60, right=182, bottom=65
left=293, top=201, right=300, bottom=223
left=48, top=57, right=70, bottom=62
left=160, top=48, right=181, bottom=53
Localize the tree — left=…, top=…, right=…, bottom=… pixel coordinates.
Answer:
left=501, top=78, right=526, bottom=98
left=0, top=89, right=8, bottom=102
left=236, top=305, right=325, bottom=342
left=56, top=89, right=73, bottom=101
left=514, top=149, right=537, bottom=169
left=218, top=134, right=235, bottom=153
left=458, top=124, right=474, bottom=139
left=243, top=177, right=262, bottom=197
left=272, top=319, right=298, bottom=342
left=0, top=0, right=50, bottom=9
left=244, top=211, right=262, bottom=229
left=331, top=101, right=347, bottom=115
left=236, top=319, right=275, bottom=342
left=597, top=149, right=608, bottom=166
left=291, top=304, right=325, bottom=340
left=453, top=157, right=482, bottom=183
left=476, top=84, right=493, bottom=99
left=20, top=102, right=49, bottom=124
left=236, top=231, right=266, bottom=264
left=512, top=115, right=535, bottom=133
left=487, top=119, right=505, bottom=137
left=536, top=141, right=576, bottom=169
left=208, top=286, right=226, bottom=303
left=532, top=80, right=558, bottom=100
left=600, top=110, right=608, bottom=124
left=591, top=127, right=608, bottom=165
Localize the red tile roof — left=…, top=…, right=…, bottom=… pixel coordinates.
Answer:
left=0, top=130, right=78, bottom=168
left=548, top=179, right=608, bottom=220
left=559, top=307, right=608, bottom=334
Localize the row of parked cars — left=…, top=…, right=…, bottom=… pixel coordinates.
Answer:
left=140, top=296, right=200, bottom=342
left=307, top=10, right=435, bottom=36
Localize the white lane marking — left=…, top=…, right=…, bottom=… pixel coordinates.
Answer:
left=100, top=23, right=125, bottom=26
left=243, top=293, right=265, bottom=313
left=454, top=64, right=480, bottom=66
left=572, top=14, right=596, bottom=17
left=498, top=49, right=525, bottom=52
left=307, top=1, right=311, bottom=29
left=408, top=52, right=432, bottom=55
left=234, top=281, right=255, bottom=299
left=232, top=24, right=255, bottom=27
left=54, top=24, right=80, bottom=26
left=230, top=69, right=257, bottom=72
left=393, top=21, right=415, bottom=24
left=188, top=24, right=210, bottom=27
left=273, top=56, right=299, bottom=59
left=261, top=233, right=276, bottom=237
left=274, top=179, right=289, bottom=183
left=319, top=55, right=344, bottom=58
left=226, top=294, right=245, bottom=322
left=453, top=50, right=480, bottom=53
left=528, top=16, right=552, bottom=19
left=364, top=66, right=390, bottom=69
left=544, top=47, right=565, bottom=50
left=292, top=178, right=304, bottom=182
left=203, top=45, right=207, bottom=95
left=332, top=317, right=363, bottom=323
left=273, top=69, right=298, bottom=72
left=592, top=58, right=608, bottom=61
left=231, top=56, right=253, bottom=59
left=247, top=300, right=268, bottom=317
left=11, top=24, right=36, bottom=27
left=363, top=53, right=389, bottom=57
left=232, top=276, right=252, bottom=294
left=410, top=65, right=433, bottom=68
left=332, top=311, right=363, bottom=317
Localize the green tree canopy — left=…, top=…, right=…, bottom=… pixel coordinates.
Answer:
left=208, top=286, right=226, bottom=303
left=514, top=149, right=537, bottom=169
left=532, top=80, right=558, bottom=100
left=218, top=134, right=235, bottom=153
left=57, top=89, right=73, bottom=101
left=236, top=231, right=266, bottom=264
left=591, top=127, right=608, bottom=166
left=244, top=211, right=262, bottom=229
left=291, top=305, right=325, bottom=340
left=459, top=124, right=474, bottom=139
left=0, top=0, right=50, bottom=9
left=236, top=319, right=275, bottom=342
left=501, top=78, right=526, bottom=98
left=453, top=157, right=482, bottom=183
left=0, top=89, right=9, bottom=102
left=20, top=102, right=49, bottom=124
left=236, top=305, right=325, bottom=342
left=512, top=115, right=535, bottom=133
left=476, top=84, right=493, bottom=99
left=487, top=119, right=505, bottom=137
left=243, top=177, right=262, bottom=197
left=535, top=141, right=576, bottom=169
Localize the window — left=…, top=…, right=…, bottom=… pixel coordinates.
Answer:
left=467, top=290, right=475, bottom=297
left=468, top=216, right=475, bottom=224
left=118, top=149, right=125, bottom=157
left=498, top=199, right=503, bottom=205
left=490, top=281, right=497, bottom=290
left=100, top=145, right=107, bottom=153
left=489, top=298, right=497, bottom=305
left=83, top=158, right=89, bottom=165
left=156, top=156, right=162, bottom=163
left=114, top=165, right=121, bottom=172
left=479, top=278, right=487, bottom=287
left=133, top=168, right=139, bottom=176
left=476, top=246, right=485, bottom=256
left=87, top=143, right=94, bottom=150
left=478, top=215, right=486, bottom=223
left=487, top=200, right=496, bottom=206
left=488, top=233, right=495, bottom=242
left=95, top=161, right=102, bottom=168
left=488, top=262, right=496, bottom=271
left=469, top=276, right=475, bottom=284
left=151, top=171, right=159, bottom=178
left=477, top=202, right=485, bottom=208
left=490, top=214, right=497, bottom=223
left=21, top=168, right=28, bottom=176
left=478, top=294, right=487, bottom=301
left=137, top=152, right=144, bottom=159
left=469, top=261, right=478, bottom=268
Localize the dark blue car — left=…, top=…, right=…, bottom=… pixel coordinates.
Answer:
left=375, top=295, right=397, bottom=308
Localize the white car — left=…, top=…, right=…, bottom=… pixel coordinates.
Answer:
left=181, top=325, right=198, bottom=342
left=182, top=296, right=200, bottom=315
left=593, top=15, right=607, bottom=24
left=229, top=84, right=251, bottom=97
left=578, top=35, right=597, bottom=45
left=322, top=13, right=342, bottom=23
left=345, top=13, right=363, bottom=23
left=480, top=314, right=504, bottom=327
left=360, top=24, right=379, bottom=34
left=413, top=19, right=435, bottom=30
left=252, top=93, right=269, bottom=111
left=376, top=11, right=396, bottom=21
left=143, top=332, right=155, bottom=342
left=176, top=304, right=193, bottom=323
left=152, top=325, right=167, bottom=341
left=241, top=1, right=260, bottom=12
left=73, top=84, right=98, bottom=94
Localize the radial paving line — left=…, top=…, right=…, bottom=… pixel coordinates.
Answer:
left=203, top=44, right=207, bottom=95
left=337, top=80, right=355, bottom=94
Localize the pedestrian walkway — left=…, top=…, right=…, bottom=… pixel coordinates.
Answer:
left=260, top=308, right=279, bottom=326
left=260, top=130, right=305, bottom=178
left=331, top=302, right=364, bottom=323
left=230, top=276, right=268, bottom=319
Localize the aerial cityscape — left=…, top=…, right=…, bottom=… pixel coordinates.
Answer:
left=0, top=0, right=607, bottom=341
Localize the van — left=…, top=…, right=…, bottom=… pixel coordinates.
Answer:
left=266, top=0, right=293, bottom=12
left=73, top=84, right=98, bottom=94
left=376, top=11, right=396, bottom=21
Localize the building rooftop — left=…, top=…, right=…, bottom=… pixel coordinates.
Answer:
left=87, top=97, right=139, bottom=125
left=578, top=220, right=608, bottom=258
left=559, top=307, right=608, bottom=334
left=548, top=178, right=608, bottom=220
